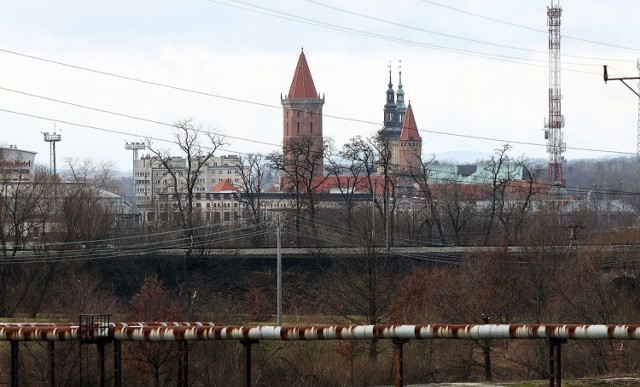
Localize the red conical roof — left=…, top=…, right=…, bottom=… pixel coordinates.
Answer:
left=288, top=50, right=318, bottom=99
left=399, top=103, right=422, bottom=141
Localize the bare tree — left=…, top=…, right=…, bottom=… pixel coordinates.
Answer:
left=56, top=158, right=117, bottom=244
left=326, top=135, right=377, bottom=230
left=497, top=158, right=544, bottom=244
left=482, top=144, right=518, bottom=245
left=0, top=160, right=57, bottom=317
left=267, top=136, right=330, bottom=233
left=0, top=166, right=51, bottom=255
left=408, top=154, right=447, bottom=245
left=439, top=178, right=479, bottom=245
left=325, top=247, right=401, bottom=360
left=371, top=136, right=397, bottom=248
left=126, top=275, right=184, bottom=387
left=145, top=120, right=225, bottom=314
left=233, top=153, right=268, bottom=245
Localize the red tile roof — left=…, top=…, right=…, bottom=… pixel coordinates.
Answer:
left=210, top=180, right=239, bottom=192
left=399, top=103, right=422, bottom=141
left=288, top=50, right=318, bottom=99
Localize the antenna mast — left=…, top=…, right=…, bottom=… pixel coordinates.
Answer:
left=43, top=130, right=62, bottom=176
left=544, top=0, right=566, bottom=185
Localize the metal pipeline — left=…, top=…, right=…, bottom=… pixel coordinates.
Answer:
left=2, top=323, right=640, bottom=342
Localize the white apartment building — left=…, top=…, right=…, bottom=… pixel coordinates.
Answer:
left=133, top=154, right=243, bottom=204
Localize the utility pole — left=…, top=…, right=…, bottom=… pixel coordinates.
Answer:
left=603, top=62, right=640, bottom=188
left=603, top=65, right=640, bottom=99
left=276, top=215, right=282, bottom=326
left=371, top=180, right=376, bottom=244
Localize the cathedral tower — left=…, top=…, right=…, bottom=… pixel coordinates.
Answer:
left=378, top=63, right=400, bottom=141
left=377, top=64, right=402, bottom=173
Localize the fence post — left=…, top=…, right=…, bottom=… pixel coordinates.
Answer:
left=549, top=337, right=566, bottom=387
left=241, top=340, right=258, bottom=387
left=114, top=340, right=122, bottom=387
left=177, top=341, right=189, bottom=387
left=393, top=339, right=409, bottom=387
left=49, top=341, right=56, bottom=387
left=11, top=341, right=18, bottom=387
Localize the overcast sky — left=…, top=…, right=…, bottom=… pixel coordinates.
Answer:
left=1, top=0, right=640, bottom=173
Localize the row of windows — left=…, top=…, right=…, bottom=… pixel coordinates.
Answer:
left=146, top=211, right=239, bottom=222
left=135, top=177, right=240, bottom=187
left=285, top=122, right=314, bottom=136
left=286, top=110, right=315, bottom=118
left=193, top=202, right=237, bottom=208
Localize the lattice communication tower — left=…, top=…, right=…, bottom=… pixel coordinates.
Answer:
left=544, top=0, right=566, bottom=185
left=637, top=60, right=640, bottom=154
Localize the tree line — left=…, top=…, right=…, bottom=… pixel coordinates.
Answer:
left=2, top=122, right=640, bottom=385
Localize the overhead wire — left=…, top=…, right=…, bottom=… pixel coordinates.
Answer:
left=301, top=0, right=633, bottom=63
left=1, top=96, right=638, bottom=201
left=0, top=217, right=273, bottom=264
left=208, top=0, right=604, bottom=73
left=416, top=0, right=640, bottom=52
left=0, top=83, right=636, bottom=158
left=0, top=85, right=280, bottom=149
left=0, top=2, right=632, bottom=163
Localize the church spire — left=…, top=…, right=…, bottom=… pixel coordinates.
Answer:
left=396, top=60, right=406, bottom=125
left=379, top=61, right=399, bottom=138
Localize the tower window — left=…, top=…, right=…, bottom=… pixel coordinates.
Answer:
left=310, top=122, right=313, bottom=133
left=297, top=122, right=300, bottom=134
left=297, top=110, right=300, bottom=117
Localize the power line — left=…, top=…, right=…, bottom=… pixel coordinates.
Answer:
left=0, top=85, right=280, bottom=149
left=0, top=48, right=278, bottom=109
left=209, top=0, right=622, bottom=70
left=1, top=81, right=635, bottom=158
left=301, top=0, right=633, bottom=63
left=417, top=0, right=640, bottom=52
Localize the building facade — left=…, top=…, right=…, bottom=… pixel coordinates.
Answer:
left=0, top=146, right=36, bottom=182
left=132, top=154, right=242, bottom=204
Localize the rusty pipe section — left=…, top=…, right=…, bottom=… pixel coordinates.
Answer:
left=0, top=326, right=79, bottom=341
left=3, top=323, right=640, bottom=342
left=111, top=324, right=640, bottom=342
left=0, top=322, right=217, bottom=328
left=112, top=322, right=218, bottom=327
left=0, top=322, right=218, bottom=341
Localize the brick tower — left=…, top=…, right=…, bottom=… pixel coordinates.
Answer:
left=398, top=102, right=422, bottom=172
left=281, top=49, right=325, bottom=176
